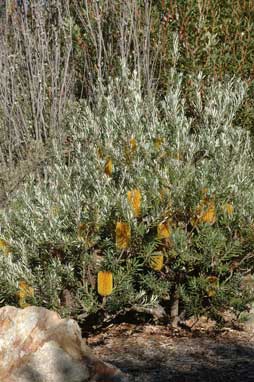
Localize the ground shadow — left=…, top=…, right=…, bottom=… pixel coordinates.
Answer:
left=98, top=337, right=254, bottom=382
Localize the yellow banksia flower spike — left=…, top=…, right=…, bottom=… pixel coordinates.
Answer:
left=129, top=137, right=137, bottom=152
left=222, top=202, right=234, bottom=217
left=0, top=239, right=12, bottom=256
left=18, top=280, right=34, bottom=298
left=192, top=195, right=216, bottom=226
left=206, top=276, right=218, bottom=297
left=127, top=189, right=141, bottom=217
left=150, top=252, right=164, bottom=271
left=97, top=271, right=113, bottom=297
left=200, top=200, right=216, bottom=224
left=157, top=222, right=171, bottom=239
left=116, top=221, right=131, bottom=249
left=104, top=157, right=113, bottom=176
left=17, top=280, right=34, bottom=308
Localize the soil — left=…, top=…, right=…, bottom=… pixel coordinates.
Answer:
left=86, top=322, right=254, bottom=382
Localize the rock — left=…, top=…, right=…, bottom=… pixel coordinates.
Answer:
left=0, top=305, right=128, bottom=382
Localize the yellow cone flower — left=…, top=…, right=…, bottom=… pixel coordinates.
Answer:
left=206, top=276, right=218, bottom=297
left=192, top=197, right=216, bottom=226
left=129, top=137, right=137, bottom=152
left=157, top=222, right=171, bottom=239
left=97, top=271, right=113, bottom=297
left=200, top=200, right=216, bottom=224
left=0, top=239, right=11, bottom=256
left=116, top=222, right=131, bottom=249
left=150, top=253, right=164, bottom=271
left=127, top=189, right=141, bottom=217
left=17, top=280, right=34, bottom=308
left=104, top=157, right=113, bottom=176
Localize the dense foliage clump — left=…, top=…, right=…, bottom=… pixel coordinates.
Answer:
left=0, top=67, right=254, bottom=325
left=0, top=1, right=253, bottom=327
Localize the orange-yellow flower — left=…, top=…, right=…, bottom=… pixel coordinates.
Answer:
left=129, top=137, right=137, bottom=152
left=104, top=157, right=113, bottom=176
left=200, top=200, right=216, bottom=224
left=150, top=253, right=164, bottom=271
left=116, top=222, right=131, bottom=249
left=157, top=222, right=171, bottom=239
left=17, top=280, right=34, bottom=308
left=192, top=198, right=216, bottom=226
left=0, top=239, right=11, bottom=256
left=97, top=271, right=113, bottom=297
left=127, top=189, right=141, bottom=217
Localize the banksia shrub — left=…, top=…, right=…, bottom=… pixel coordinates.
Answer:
left=0, top=67, right=253, bottom=326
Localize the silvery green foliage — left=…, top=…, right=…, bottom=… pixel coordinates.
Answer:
left=0, top=66, right=253, bottom=313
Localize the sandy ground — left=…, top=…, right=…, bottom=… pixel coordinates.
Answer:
left=86, top=323, right=254, bottom=382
